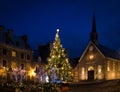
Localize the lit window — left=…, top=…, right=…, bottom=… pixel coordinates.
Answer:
left=107, top=61, right=110, bottom=71
left=89, top=54, right=94, bottom=60
left=113, top=62, right=115, bottom=71
left=98, top=65, right=102, bottom=73
left=11, top=62, right=16, bottom=68
left=12, top=51, right=16, bottom=57
left=82, top=67, right=85, bottom=74
left=88, top=66, right=94, bottom=71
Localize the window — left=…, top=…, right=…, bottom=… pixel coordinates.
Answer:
left=3, top=60, right=7, bottom=67
left=21, top=53, right=24, bottom=59
left=107, top=61, right=110, bottom=71
left=11, top=62, right=16, bottom=68
left=89, top=54, right=94, bottom=60
left=113, top=62, right=115, bottom=71
left=81, top=67, right=85, bottom=74
left=88, top=66, right=94, bottom=71
left=3, top=48, right=7, bottom=55
left=27, top=54, right=30, bottom=60
left=12, top=51, right=16, bottom=57
left=98, top=65, right=102, bottom=73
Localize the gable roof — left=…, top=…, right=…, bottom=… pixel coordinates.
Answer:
left=97, top=44, right=120, bottom=60
left=0, top=30, right=32, bottom=50
left=78, top=41, right=120, bottom=65
left=69, top=57, right=79, bottom=68
left=78, top=41, right=105, bottom=63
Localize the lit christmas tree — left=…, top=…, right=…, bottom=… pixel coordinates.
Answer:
left=46, top=29, right=73, bottom=83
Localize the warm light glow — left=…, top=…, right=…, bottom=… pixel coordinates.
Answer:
left=12, top=51, right=16, bottom=57
left=81, top=67, right=86, bottom=80
left=98, top=65, right=102, bottom=73
left=11, top=62, right=16, bottom=68
left=52, top=55, right=55, bottom=58
left=28, top=68, right=36, bottom=77
left=88, top=66, right=94, bottom=71
left=82, top=67, right=85, bottom=74
left=89, top=54, right=94, bottom=60
left=107, top=61, right=110, bottom=71
left=107, top=72, right=115, bottom=80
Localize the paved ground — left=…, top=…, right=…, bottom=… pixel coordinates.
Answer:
left=1, top=80, right=120, bottom=92
left=64, top=80, right=120, bottom=92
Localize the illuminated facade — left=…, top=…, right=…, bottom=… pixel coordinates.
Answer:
left=74, top=15, right=120, bottom=82
left=0, top=26, right=40, bottom=82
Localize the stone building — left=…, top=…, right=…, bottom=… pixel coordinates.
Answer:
left=74, top=15, right=120, bottom=82
left=0, top=26, right=40, bottom=82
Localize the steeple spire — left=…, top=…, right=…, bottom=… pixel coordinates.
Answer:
left=90, top=12, right=98, bottom=45
left=92, top=13, right=96, bottom=32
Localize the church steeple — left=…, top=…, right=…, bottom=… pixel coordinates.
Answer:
left=90, top=13, right=98, bottom=45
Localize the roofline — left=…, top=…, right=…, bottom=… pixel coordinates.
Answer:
left=78, top=41, right=105, bottom=63
left=106, top=57, right=120, bottom=62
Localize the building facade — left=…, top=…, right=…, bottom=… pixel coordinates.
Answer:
left=0, top=26, right=40, bottom=82
left=74, top=15, right=120, bottom=82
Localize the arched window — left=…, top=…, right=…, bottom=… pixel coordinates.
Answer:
left=98, top=65, right=102, bottom=73
left=88, top=66, right=94, bottom=71
left=81, top=67, right=85, bottom=74
left=107, top=61, right=110, bottom=71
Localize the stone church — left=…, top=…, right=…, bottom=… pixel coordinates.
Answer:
left=74, top=15, right=120, bottom=82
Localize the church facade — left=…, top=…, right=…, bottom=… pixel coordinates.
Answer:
left=74, top=15, right=120, bottom=82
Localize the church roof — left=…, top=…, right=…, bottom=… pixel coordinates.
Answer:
left=69, top=57, right=79, bottom=68
left=97, top=44, right=120, bottom=60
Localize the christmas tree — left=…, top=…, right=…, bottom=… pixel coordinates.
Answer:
left=46, top=29, right=73, bottom=83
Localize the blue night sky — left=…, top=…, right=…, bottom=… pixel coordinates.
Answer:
left=0, top=0, right=120, bottom=57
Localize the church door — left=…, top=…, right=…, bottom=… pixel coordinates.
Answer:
left=88, top=70, right=94, bottom=80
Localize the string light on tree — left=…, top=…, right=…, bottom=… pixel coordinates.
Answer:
left=46, top=29, right=73, bottom=83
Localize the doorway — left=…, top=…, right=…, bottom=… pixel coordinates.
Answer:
left=88, top=70, right=94, bottom=80
left=88, top=66, right=94, bottom=80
